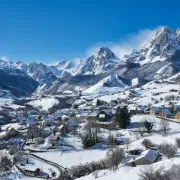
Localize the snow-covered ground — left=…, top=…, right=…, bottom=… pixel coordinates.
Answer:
left=28, top=97, right=59, bottom=111
left=0, top=98, right=24, bottom=110
left=27, top=114, right=180, bottom=180
left=35, top=149, right=107, bottom=168
left=91, top=79, right=180, bottom=107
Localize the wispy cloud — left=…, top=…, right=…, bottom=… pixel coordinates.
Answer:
left=84, top=27, right=159, bottom=59
left=0, top=56, right=8, bottom=61
left=0, top=27, right=159, bottom=65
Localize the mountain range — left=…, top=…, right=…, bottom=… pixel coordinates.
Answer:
left=1, top=26, right=180, bottom=97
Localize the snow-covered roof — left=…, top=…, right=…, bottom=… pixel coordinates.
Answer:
left=174, top=105, right=180, bottom=109
left=23, top=166, right=39, bottom=172
left=43, top=126, right=51, bottom=131
left=135, top=149, right=158, bottom=163
left=80, top=112, right=89, bottom=116
left=29, top=115, right=39, bottom=119
left=161, top=108, right=173, bottom=116
left=151, top=107, right=160, bottom=113
left=88, top=111, right=99, bottom=117
left=101, top=110, right=112, bottom=115
left=68, top=121, right=77, bottom=127
left=99, top=114, right=105, bottom=118
left=128, top=104, right=137, bottom=110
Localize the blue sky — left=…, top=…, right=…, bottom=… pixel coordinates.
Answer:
left=0, top=0, right=179, bottom=64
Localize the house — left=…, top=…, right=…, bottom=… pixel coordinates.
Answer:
left=174, top=105, right=180, bottom=113
left=150, top=107, right=160, bottom=116
left=128, top=149, right=158, bottom=166
left=68, top=121, right=78, bottom=130
left=87, top=111, right=99, bottom=121
left=98, top=110, right=112, bottom=121
left=23, top=166, right=41, bottom=176
left=79, top=112, right=89, bottom=121
left=159, top=109, right=173, bottom=118
left=137, top=106, right=147, bottom=114
left=144, top=107, right=151, bottom=114
left=128, top=105, right=137, bottom=115
left=174, top=111, right=180, bottom=120
left=79, top=106, right=93, bottom=111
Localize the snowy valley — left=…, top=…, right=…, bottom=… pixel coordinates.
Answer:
left=1, top=26, right=180, bottom=180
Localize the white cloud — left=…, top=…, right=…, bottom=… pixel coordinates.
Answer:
left=85, top=27, right=159, bottom=59
left=0, top=56, right=8, bottom=61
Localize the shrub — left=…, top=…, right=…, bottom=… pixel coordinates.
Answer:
left=176, top=138, right=180, bottom=148
left=158, top=143, right=177, bottom=158
left=139, top=164, right=180, bottom=180
left=106, top=147, right=125, bottom=171
left=141, top=139, right=153, bottom=149
left=108, top=134, right=117, bottom=146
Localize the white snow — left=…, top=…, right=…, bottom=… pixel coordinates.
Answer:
left=28, top=97, right=59, bottom=111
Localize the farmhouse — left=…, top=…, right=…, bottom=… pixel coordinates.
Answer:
left=128, top=149, right=158, bottom=166
left=87, top=111, right=99, bottom=120
left=174, top=111, right=180, bottom=120
left=174, top=105, right=180, bottom=113
left=159, top=109, right=173, bottom=118
left=150, top=107, right=160, bottom=116
left=128, top=105, right=137, bottom=115
left=24, top=166, right=41, bottom=176
left=98, top=110, right=112, bottom=121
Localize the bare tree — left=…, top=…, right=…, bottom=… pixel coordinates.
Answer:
left=13, top=151, right=27, bottom=165
left=106, top=147, right=125, bottom=171
left=139, top=164, right=180, bottom=180
left=176, top=138, right=180, bottom=148
left=108, top=134, right=117, bottom=146
left=158, top=143, right=177, bottom=158
left=139, top=166, right=157, bottom=180
left=0, top=152, right=13, bottom=173
left=159, top=119, right=170, bottom=135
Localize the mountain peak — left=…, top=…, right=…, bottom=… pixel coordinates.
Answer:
left=97, top=47, right=119, bottom=60
left=140, top=26, right=180, bottom=60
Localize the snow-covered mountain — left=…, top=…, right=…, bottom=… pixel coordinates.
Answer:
left=2, top=26, right=180, bottom=97
left=73, top=47, right=124, bottom=75
left=0, top=59, right=75, bottom=84
left=118, top=26, right=180, bottom=81
left=28, top=62, right=57, bottom=84
left=126, top=26, right=180, bottom=65
left=84, top=74, right=129, bottom=94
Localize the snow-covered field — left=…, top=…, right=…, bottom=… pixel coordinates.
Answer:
left=28, top=97, right=59, bottom=111
left=91, top=79, right=180, bottom=107
left=35, top=149, right=107, bottom=168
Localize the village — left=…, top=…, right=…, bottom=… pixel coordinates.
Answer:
left=0, top=96, right=180, bottom=180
